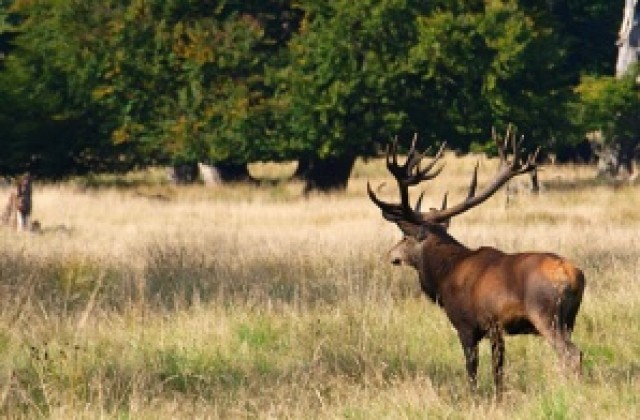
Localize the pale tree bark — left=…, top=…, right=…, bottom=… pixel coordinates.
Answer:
left=604, top=0, right=640, bottom=184
left=197, top=162, right=253, bottom=186
left=616, top=0, right=639, bottom=78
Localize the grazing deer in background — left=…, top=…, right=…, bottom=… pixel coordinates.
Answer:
left=368, top=131, right=585, bottom=392
left=1, top=173, right=33, bottom=232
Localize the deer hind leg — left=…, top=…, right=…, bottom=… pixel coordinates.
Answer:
left=488, top=323, right=505, bottom=393
left=530, top=307, right=582, bottom=376
left=558, top=296, right=583, bottom=374
left=561, top=277, right=585, bottom=374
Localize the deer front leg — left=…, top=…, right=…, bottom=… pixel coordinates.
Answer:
left=458, top=331, right=479, bottom=389
left=488, top=324, right=505, bottom=394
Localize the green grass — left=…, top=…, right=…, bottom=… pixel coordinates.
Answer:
left=0, top=157, right=639, bottom=418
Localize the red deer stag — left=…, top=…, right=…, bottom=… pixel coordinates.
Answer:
left=368, top=132, right=585, bottom=392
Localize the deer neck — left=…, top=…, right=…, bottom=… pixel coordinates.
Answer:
left=415, top=230, right=470, bottom=304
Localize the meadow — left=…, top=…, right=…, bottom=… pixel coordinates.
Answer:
left=0, top=154, right=639, bottom=418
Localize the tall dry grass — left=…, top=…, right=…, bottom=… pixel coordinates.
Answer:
left=0, top=154, right=639, bottom=418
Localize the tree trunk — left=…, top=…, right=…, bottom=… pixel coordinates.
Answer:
left=530, top=168, right=541, bottom=194
left=198, top=162, right=253, bottom=186
left=292, top=156, right=311, bottom=180
left=168, top=161, right=253, bottom=186
left=616, top=0, right=639, bottom=78
left=302, top=155, right=357, bottom=194
left=598, top=1, right=640, bottom=182
left=213, top=161, right=253, bottom=182
left=596, top=139, right=639, bottom=181
left=617, top=138, right=639, bottom=180
left=166, top=163, right=199, bottom=184
left=197, top=161, right=254, bottom=186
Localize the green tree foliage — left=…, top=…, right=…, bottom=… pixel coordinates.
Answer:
left=574, top=65, right=640, bottom=174
left=281, top=1, right=418, bottom=157
left=0, top=0, right=299, bottom=176
left=519, top=0, right=620, bottom=75
left=481, top=1, right=576, bottom=148
left=73, top=0, right=300, bottom=168
left=0, top=0, right=118, bottom=176
left=407, top=1, right=575, bottom=153
left=0, top=0, right=627, bottom=182
left=277, top=0, right=430, bottom=190
left=575, top=66, right=640, bottom=143
left=406, top=8, right=492, bottom=148
left=97, top=1, right=268, bottom=166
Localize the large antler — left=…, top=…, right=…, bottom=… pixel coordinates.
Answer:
left=368, top=128, right=539, bottom=232
left=423, top=125, right=539, bottom=224
left=367, top=134, right=446, bottom=225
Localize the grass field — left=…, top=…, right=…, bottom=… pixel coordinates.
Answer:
left=0, top=154, right=639, bottom=418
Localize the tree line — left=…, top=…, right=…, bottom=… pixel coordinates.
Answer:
left=0, top=0, right=636, bottom=190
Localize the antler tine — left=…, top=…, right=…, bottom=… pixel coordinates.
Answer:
left=369, top=135, right=448, bottom=225
left=368, top=180, right=424, bottom=225
left=507, top=131, right=541, bottom=175
left=416, top=189, right=449, bottom=219
left=370, top=129, right=540, bottom=230
left=423, top=127, right=539, bottom=224
left=496, top=124, right=531, bottom=173
left=467, top=162, right=479, bottom=199
left=385, top=135, right=446, bottom=186
left=505, top=123, right=512, bottom=142
left=515, top=145, right=540, bottom=175
left=414, top=142, right=446, bottom=181
left=410, top=132, right=418, bottom=151
left=386, top=135, right=405, bottom=175
left=405, top=137, right=426, bottom=174
left=367, top=181, right=402, bottom=221
left=505, top=124, right=514, bottom=152
left=529, top=146, right=541, bottom=166
left=509, top=132, right=520, bottom=170
left=386, top=136, right=399, bottom=169
left=493, top=126, right=506, bottom=162
left=415, top=190, right=425, bottom=213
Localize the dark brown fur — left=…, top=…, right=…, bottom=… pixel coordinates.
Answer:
left=370, top=133, right=585, bottom=392
left=388, top=227, right=585, bottom=391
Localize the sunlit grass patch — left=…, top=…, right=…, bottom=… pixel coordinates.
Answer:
left=0, top=158, right=639, bottom=417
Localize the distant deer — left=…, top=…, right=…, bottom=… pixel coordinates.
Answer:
left=2, top=173, right=33, bottom=232
left=368, top=131, right=585, bottom=392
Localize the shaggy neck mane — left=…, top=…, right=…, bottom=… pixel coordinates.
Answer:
left=415, top=229, right=471, bottom=304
